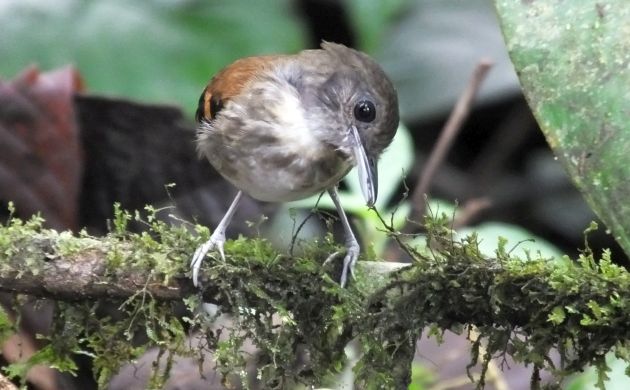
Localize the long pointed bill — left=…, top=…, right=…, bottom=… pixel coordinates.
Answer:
left=350, top=125, right=378, bottom=207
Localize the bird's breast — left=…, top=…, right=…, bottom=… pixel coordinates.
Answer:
left=232, top=143, right=351, bottom=202
left=198, top=72, right=354, bottom=202
left=199, top=113, right=353, bottom=202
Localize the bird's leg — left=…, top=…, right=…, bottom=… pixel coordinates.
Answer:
left=324, top=186, right=360, bottom=287
left=191, top=190, right=243, bottom=287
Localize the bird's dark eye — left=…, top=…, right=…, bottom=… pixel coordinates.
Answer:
left=353, top=100, right=376, bottom=123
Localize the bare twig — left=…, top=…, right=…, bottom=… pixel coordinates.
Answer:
left=405, top=59, right=494, bottom=232
left=452, top=197, right=492, bottom=230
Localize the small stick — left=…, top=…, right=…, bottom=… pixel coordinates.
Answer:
left=452, top=197, right=492, bottom=230
left=405, top=59, right=494, bottom=231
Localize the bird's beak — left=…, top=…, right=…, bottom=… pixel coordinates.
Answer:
left=350, top=125, right=378, bottom=207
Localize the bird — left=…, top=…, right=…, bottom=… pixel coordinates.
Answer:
left=191, top=41, right=399, bottom=288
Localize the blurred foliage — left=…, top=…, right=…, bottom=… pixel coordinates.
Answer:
left=0, top=0, right=306, bottom=117
left=345, top=0, right=408, bottom=53
left=377, top=0, right=520, bottom=120
left=408, top=362, right=436, bottom=390
left=458, top=221, right=564, bottom=260
left=566, top=353, right=630, bottom=390
left=495, top=1, right=630, bottom=259
left=0, top=0, right=520, bottom=122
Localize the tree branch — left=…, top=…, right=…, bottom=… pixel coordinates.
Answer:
left=0, top=234, right=408, bottom=303
left=0, top=240, right=184, bottom=301
left=1, top=215, right=628, bottom=388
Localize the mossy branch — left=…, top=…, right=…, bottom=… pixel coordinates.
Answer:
left=0, top=236, right=185, bottom=301
left=0, top=218, right=407, bottom=303
left=1, top=208, right=629, bottom=389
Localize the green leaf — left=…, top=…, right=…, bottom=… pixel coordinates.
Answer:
left=457, top=222, right=563, bottom=259
left=495, top=1, right=630, bottom=258
left=4, top=344, right=78, bottom=381
left=566, top=353, right=630, bottom=390
left=345, top=0, right=409, bottom=53
left=0, top=0, right=306, bottom=117
left=548, top=306, right=566, bottom=325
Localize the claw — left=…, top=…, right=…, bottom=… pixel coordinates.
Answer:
left=340, top=241, right=359, bottom=288
left=323, top=239, right=359, bottom=288
left=190, top=191, right=243, bottom=288
left=191, top=232, right=226, bottom=287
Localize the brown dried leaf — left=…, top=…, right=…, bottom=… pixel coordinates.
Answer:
left=0, top=66, right=84, bottom=229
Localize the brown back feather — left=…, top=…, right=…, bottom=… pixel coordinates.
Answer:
left=195, top=55, right=285, bottom=123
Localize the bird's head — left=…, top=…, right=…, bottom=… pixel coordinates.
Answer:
left=298, top=42, right=399, bottom=206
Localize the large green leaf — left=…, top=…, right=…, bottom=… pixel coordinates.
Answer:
left=495, top=1, right=630, bottom=256
left=0, top=0, right=306, bottom=117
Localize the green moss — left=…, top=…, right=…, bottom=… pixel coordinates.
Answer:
left=355, top=219, right=630, bottom=389
left=1, top=204, right=630, bottom=388
left=194, top=233, right=357, bottom=388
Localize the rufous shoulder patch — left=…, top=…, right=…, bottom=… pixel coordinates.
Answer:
left=196, top=55, right=285, bottom=123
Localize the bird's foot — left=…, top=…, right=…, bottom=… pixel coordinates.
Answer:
left=324, top=240, right=360, bottom=288
left=191, top=231, right=226, bottom=287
